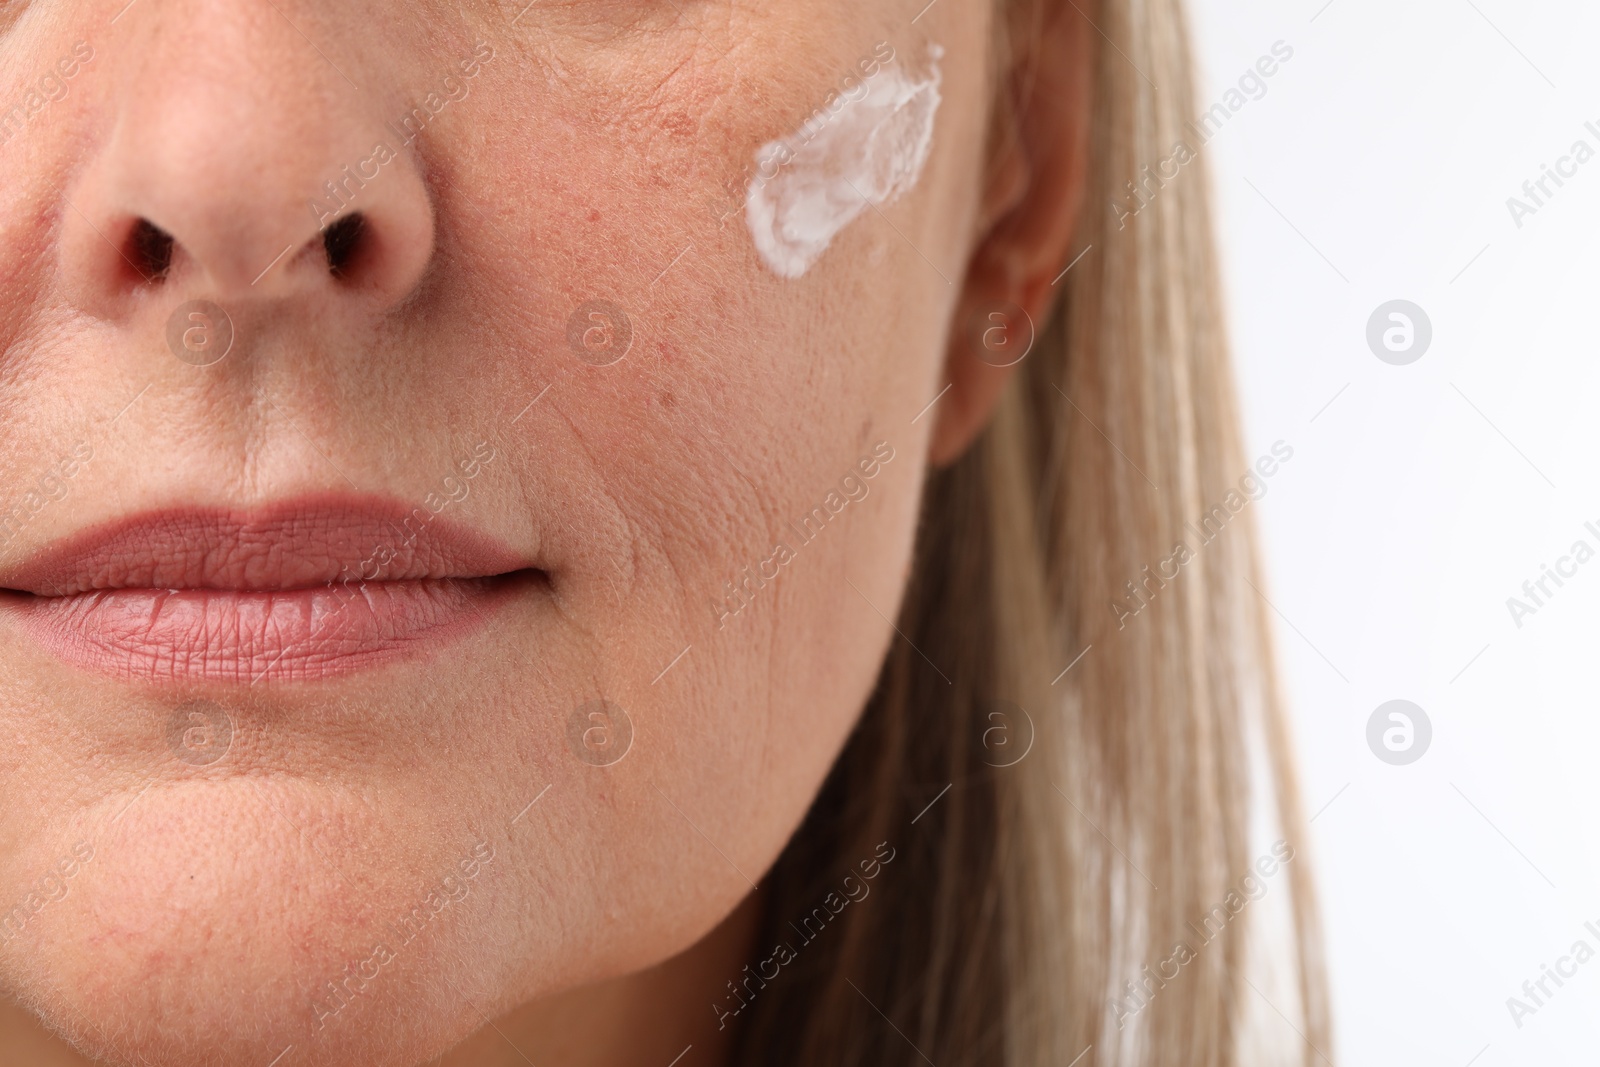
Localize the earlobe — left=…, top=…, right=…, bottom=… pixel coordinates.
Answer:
left=927, top=3, right=1094, bottom=467
left=926, top=263, right=1036, bottom=468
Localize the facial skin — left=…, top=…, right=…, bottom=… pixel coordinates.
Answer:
left=0, top=1, right=1087, bottom=1064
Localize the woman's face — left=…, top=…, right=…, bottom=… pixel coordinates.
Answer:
left=0, top=1, right=1006, bottom=1062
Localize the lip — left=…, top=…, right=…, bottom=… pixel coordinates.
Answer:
left=0, top=495, right=539, bottom=684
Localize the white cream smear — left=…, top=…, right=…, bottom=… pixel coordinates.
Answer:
left=745, top=47, right=943, bottom=279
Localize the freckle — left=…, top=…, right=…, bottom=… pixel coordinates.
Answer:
left=660, top=391, right=677, bottom=409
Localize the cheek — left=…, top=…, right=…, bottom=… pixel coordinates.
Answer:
left=441, top=4, right=989, bottom=973
left=503, top=449, right=925, bottom=997
left=423, top=27, right=973, bottom=989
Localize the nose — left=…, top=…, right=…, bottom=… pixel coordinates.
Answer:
left=61, top=3, right=434, bottom=317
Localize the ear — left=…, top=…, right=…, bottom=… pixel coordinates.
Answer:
left=927, top=3, right=1094, bottom=467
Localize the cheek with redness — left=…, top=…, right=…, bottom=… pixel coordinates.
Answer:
left=745, top=46, right=943, bottom=279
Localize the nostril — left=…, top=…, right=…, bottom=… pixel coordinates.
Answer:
left=322, top=212, right=366, bottom=277
left=125, top=219, right=174, bottom=283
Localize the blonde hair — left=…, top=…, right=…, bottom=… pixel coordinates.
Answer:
left=732, top=0, right=1330, bottom=1063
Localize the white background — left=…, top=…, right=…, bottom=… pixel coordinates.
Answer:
left=1188, top=1, right=1600, bottom=1063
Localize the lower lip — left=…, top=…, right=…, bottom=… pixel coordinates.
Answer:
left=3, top=575, right=524, bottom=684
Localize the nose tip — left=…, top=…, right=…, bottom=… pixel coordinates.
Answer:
left=59, top=20, right=434, bottom=317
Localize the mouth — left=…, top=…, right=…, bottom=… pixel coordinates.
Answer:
left=0, top=495, right=542, bottom=684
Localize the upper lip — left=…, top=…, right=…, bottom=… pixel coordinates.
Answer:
left=0, top=494, right=534, bottom=596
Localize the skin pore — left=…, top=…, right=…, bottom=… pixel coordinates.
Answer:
left=0, top=1, right=1088, bottom=1064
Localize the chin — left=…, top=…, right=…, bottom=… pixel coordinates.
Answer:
left=1, top=782, right=527, bottom=1067
left=13, top=982, right=477, bottom=1067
